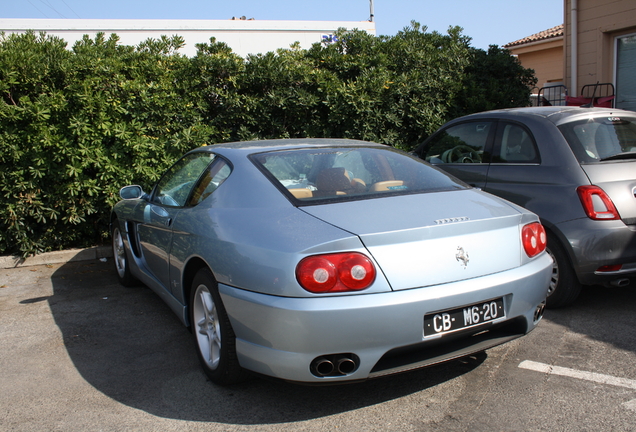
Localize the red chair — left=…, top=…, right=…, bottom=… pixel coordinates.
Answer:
left=594, top=96, right=615, bottom=108
left=565, top=96, right=592, bottom=106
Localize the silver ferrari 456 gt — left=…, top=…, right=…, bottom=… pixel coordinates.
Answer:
left=111, top=138, right=552, bottom=385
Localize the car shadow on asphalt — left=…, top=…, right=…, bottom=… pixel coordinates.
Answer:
left=542, top=281, right=636, bottom=356
left=46, top=259, right=487, bottom=424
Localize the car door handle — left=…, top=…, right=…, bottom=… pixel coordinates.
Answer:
left=165, top=218, right=172, bottom=227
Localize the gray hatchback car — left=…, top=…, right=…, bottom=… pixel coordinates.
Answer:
left=412, top=106, right=636, bottom=308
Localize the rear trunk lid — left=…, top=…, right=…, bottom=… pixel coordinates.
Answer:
left=300, top=189, right=530, bottom=290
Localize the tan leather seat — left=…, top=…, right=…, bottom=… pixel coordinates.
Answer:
left=315, top=168, right=354, bottom=197
left=288, top=188, right=313, bottom=199
left=370, top=180, right=404, bottom=192
left=350, top=177, right=367, bottom=192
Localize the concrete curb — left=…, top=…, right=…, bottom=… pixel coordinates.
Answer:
left=0, top=246, right=113, bottom=269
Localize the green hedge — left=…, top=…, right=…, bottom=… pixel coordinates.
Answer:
left=0, top=23, right=535, bottom=256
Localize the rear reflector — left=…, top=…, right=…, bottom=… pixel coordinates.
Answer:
left=596, top=264, right=622, bottom=272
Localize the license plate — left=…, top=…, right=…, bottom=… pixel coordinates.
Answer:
left=424, top=298, right=505, bottom=337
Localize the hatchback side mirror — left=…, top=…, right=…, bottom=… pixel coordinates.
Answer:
left=119, top=185, right=145, bottom=200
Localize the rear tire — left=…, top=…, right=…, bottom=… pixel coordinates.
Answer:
left=190, top=268, right=246, bottom=385
left=545, top=233, right=582, bottom=308
left=111, top=219, right=138, bottom=287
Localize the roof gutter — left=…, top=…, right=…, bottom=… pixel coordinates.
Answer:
left=571, top=0, right=578, bottom=96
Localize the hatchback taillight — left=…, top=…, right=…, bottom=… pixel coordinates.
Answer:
left=577, top=185, right=620, bottom=220
left=296, top=252, right=376, bottom=293
left=522, top=222, right=547, bottom=258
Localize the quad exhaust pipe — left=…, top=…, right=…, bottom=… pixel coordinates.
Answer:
left=311, top=354, right=360, bottom=377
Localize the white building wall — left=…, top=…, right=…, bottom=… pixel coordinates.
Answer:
left=0, top=19, right=376, bottom=56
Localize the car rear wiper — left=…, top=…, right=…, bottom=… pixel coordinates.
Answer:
left=600, top=152, right=636, bottom=161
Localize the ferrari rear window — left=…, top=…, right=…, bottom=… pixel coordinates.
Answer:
left=251, top=146, right=466, bottom=203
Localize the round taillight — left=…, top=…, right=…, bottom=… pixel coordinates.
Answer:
left=296, top=257, right=337, bottom=293
left=296, top=253, right=376, bottom=293
left=522, top=222, right=547, bottom=258
left=338, top=254, right=376, bottom=290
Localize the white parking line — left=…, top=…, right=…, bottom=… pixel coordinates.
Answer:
left=519, top=360, right=636, bottom=390
left=519, top=360, right=636, bottom=412
left=624, top=399, right=636, bottom=412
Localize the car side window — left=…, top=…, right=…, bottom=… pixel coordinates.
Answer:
left=493, top=123, right=540, bottom=164
left=419, top=121, right=493, bottom=164
left=188, top=158, right=232, bottom=206
left=151, top=152, right=216, bottom=207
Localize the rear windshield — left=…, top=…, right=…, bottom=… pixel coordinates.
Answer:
left=558, top=115, right=636, bottom=163
left=250, top=146, right=466, bottom=203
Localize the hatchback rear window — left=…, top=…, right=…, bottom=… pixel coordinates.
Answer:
left=251, top=147, right=466, bottom=203
left=558, top=116, right=636, bottom=163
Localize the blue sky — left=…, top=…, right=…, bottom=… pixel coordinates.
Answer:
left=3, top=0, right=563, bottom=50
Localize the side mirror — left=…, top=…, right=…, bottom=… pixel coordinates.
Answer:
left=119, top=185, right=145, bottom=200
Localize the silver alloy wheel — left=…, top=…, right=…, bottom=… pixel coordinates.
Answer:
left=112, top=227, right=127, bottom=279
left=546, top=247, right=558, bottom=296
left=193, top=284, right=222, bottom=370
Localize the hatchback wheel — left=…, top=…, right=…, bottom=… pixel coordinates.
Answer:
left=545, top=234, right=582, bottom=308
left=190, top=268, right=246, bottom=385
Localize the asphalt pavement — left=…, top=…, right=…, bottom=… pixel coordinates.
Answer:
left=1, top=256, right=636, bottom=431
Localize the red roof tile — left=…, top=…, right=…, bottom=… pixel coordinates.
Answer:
left=504, top=24, right=563, bottom=48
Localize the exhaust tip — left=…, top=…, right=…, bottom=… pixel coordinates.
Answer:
left=311, top=354, right=359, bottom=377
left=609, top=278, right=630, bottom=288
left=336, top=357, right=357, bottom=375
left=534, top=301, right=546, bottom=323
left=312, top=358, right=335, bottom=377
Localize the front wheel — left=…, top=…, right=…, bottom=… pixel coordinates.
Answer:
left=190, top=268, right=246, bottom=385
left=545, top=234, right=582, bottom=308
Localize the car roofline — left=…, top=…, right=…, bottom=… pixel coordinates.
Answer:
left=454, top=106, right=634, bottom=125
left=189, top=138, right=390, bottom=156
